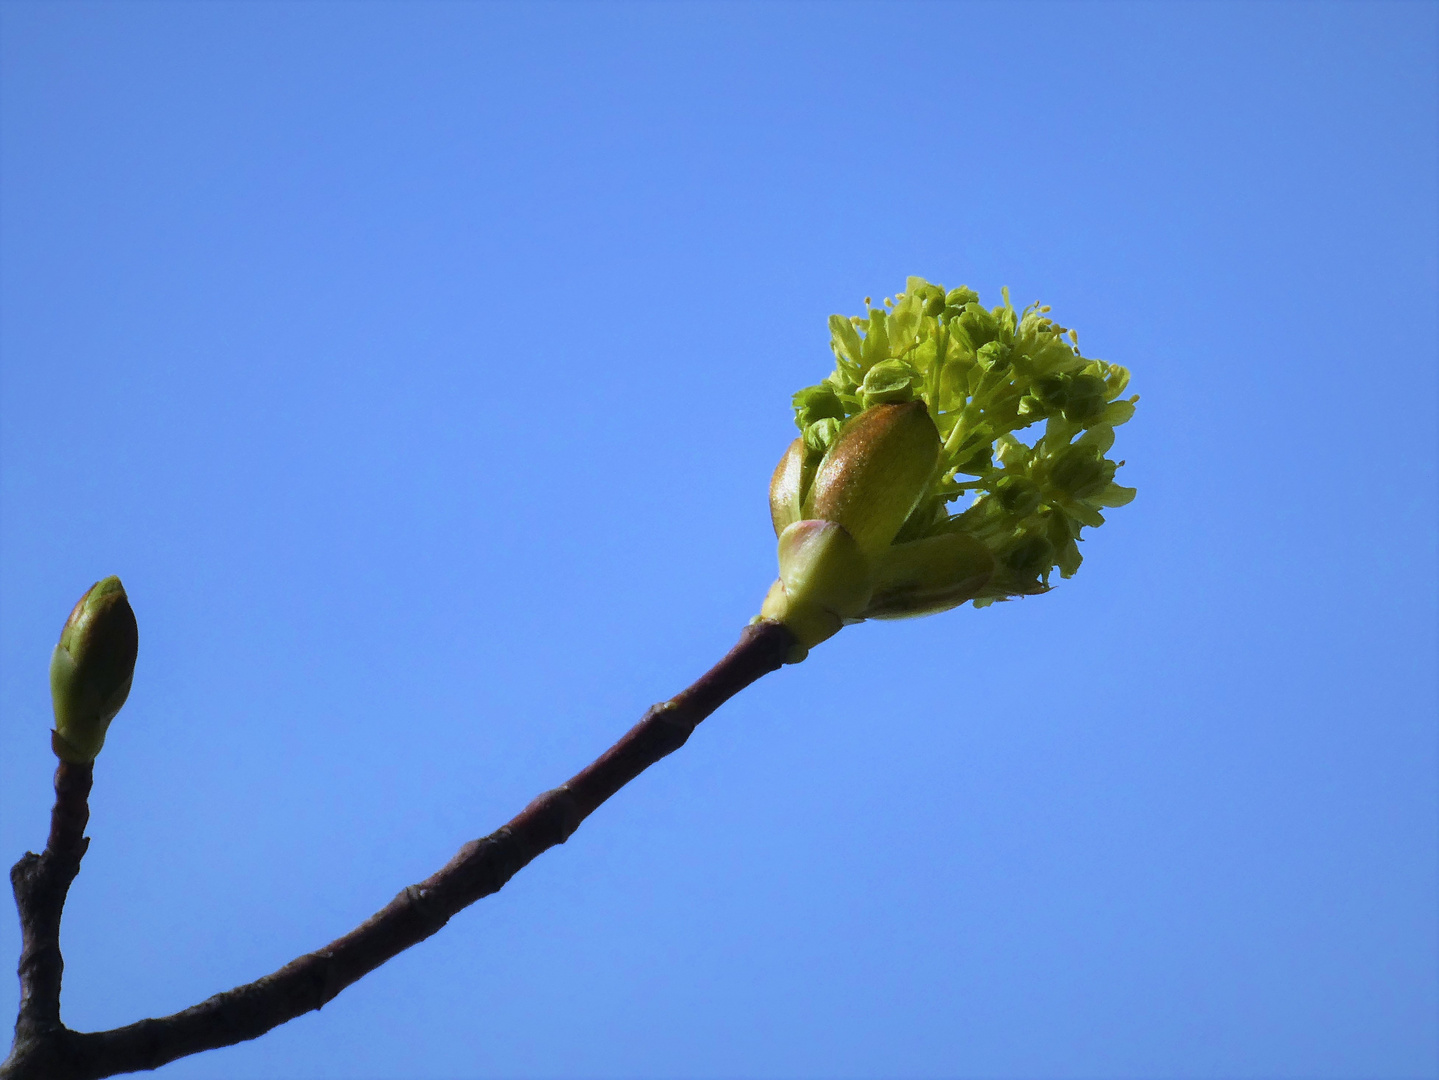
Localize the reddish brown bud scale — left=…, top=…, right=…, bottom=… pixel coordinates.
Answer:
left=805, top=401, right=940, bottom=555
left=768, top=437, right=809, bottom=537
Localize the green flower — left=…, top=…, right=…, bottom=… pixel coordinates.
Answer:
left=760, top=278, right=1137, bottom=658
left=50, top=576, right=138, bottom=762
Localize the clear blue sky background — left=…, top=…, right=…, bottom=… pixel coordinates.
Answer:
left=1, top=3, right=1435, bottom=1078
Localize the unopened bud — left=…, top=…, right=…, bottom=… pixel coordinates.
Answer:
left=803, top=417, right=841, bottom=456
left=792, top=384, right=846, bottom=429
left=1000, top=533, right=1055, bottom=576
left=1033, top=373, right=1069, bottom=410
left=859, top=359, right=917, bottom=406
left=1061, top=373, right=1109, bottom=423
left=769, top=437, right=811, bottom=536
left=806, top=401, right=940, bottom=555
left=50, top=576, right=138, bottom=762
left=995, top=475, right=1042, bottom=517
left=760, top=520, right=873, bottom=656
left=976, top=341, right=1011, bottom=374
left=1049, top=444, right=1114, bottom=499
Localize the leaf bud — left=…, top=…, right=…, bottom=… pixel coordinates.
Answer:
left=806, top=401, right=940, bottom=555
left=50, top=576, right=138, bottom=762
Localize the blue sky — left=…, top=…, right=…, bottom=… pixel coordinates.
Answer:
left=1, top=2, right=1435, bottom=1077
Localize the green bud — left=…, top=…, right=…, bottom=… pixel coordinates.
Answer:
left=792, top=384, right=846, bottom=430
left=1000, top=532, right=1054, bottom=576
left=975, top=340, right=1011, bottom=374
left=958, top=303, right=999, bottom=348
left=864, top=532, right=994, bottom=619
left=1015, top=393, right=1047, bottom=423
left=1049, top=444, right=1114, bottom=499
left=1033, top=373, right=1069, bottom=409
left=760, top=520, right=873, bottom=655
left=859, top=359, right=918, bottom=406
left=945, top=286, right=979, bottom=308
left=806, top=401, right=940, bottom=555
left=50, top=576, right=138, bottom=762
left=1060, top=372, right=1109, bottom=423
left=803, top=417, right=842, bottom=456
left=995, top=474, right=1043, bottom=517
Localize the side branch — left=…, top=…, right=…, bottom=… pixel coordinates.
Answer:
left=8, top=619, right=793, bottom=1080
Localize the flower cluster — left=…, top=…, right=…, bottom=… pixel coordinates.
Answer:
left=760, top=277, right=1136, bottom=658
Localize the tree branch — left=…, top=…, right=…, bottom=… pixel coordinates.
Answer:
left=5, top=760, right=93, bottom=1078
left=2, top=619, right=795, bottom=1080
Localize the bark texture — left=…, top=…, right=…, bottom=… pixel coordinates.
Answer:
left=5, top=761, right=93, bottom=1079
left=2, top=620, right=794, bottom=1080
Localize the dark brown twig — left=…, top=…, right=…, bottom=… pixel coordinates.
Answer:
left=5, top=760, right=93, bottom=1079
left=2, top=619, right=794, bottom=1080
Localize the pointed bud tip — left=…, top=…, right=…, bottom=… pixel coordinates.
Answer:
left=50, top=575, right=138, bottom=762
